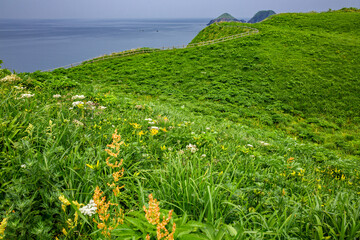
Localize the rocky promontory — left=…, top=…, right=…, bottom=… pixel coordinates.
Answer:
left=207, top=13, right=246, bottom=26
left=248, top=10, right=276, bottom=23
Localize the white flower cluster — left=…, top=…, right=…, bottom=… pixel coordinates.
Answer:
left=259, top=141, right=270, bottom=146
left=73, top=119, right=84, bottom=126
left=53, top=94, right=61, bottom=98
left=79, top=199, right=97, bottom=216
left=14, top=86, right=25, bottom=90
left=98, top=106, right=107, bottom=110
left=186, top=144, right=198, bottom=153
left=72, top=101, right=84, bottom=107
left=72, top=95, right=86, bottom=100
left=18, top=93, right=35, bottom=99
left=0, top=74, right=20, bottom=82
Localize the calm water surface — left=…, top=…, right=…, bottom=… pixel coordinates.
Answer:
left=0, top=19, right=208, bottom=72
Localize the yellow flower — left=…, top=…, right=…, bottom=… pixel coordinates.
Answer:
left=138, top=130, right=145, bottom=137
left=59, top=195, right=70, bottom=205
left=59, top=194, right=71, bottom=212
left=150, top=129, right=159, bottom=136
left=160, top=127, right=167, bottom=132
left=220, top=145, right=227, bottom=150
left=161, top=145, right=166, bottom=151
left=249, top=207, right=256, bottom=213
left=86, top=160, right=100, bottom=170
left=130, top=123, right=141, bottom=129
left=0, top=218, right=8, bottom=239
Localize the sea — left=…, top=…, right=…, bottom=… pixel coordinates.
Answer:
left=0, top=18, right=209, bottom=73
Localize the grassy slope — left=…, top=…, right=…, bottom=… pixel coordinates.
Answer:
left=1, top=10, right=360, bottom=239
left=46, top=11, right=360, bottom=156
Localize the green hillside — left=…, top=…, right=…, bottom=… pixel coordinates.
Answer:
left=36, top=11, right=360, bottom=155
left=190, top=22, right=251, bottom=44
left=1, top=9, right=360, bottom=239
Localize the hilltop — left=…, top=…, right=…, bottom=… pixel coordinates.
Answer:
left=248, top=10, right=276, bottom=23
left=207, top=12, right=245, bottom=25
left=1, top=9, right=360, bottom=239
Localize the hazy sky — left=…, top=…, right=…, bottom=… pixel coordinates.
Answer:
left=1, top=0, right=359, bottom=19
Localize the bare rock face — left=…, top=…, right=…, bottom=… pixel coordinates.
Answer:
left=207, top=13, right=246, bottom=26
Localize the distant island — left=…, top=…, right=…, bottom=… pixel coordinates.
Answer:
left=248, top=10, right=276, bottom=23
left=207, top=13, right=246, bottom=26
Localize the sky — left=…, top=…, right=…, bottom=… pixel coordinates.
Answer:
left=0, top=0, right=359, bottom=19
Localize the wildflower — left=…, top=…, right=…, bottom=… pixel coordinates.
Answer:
left=201, top=154, right=206, bottom=158
left=21, top=164, right=26, bottom=168
left=98, top=106, right=107, bottom=110
left=0, top=74, right=20, bottom=82
left=0, top=218, right=7, bottom=239
left=145, top=118, right=153, bottom=121
left=259, top=141, right=270, bottom=146
left=161, top=145, right=166, bottom=151
left=143, top=194, right=176, bottom=240
left=135, top=105, right=143, bottom=110
left=249, top=207, right=256, bottom=213
left=148, top=122, right=155, bottom=125
left=143, top=194, right=160, bottom=225
left=79, top=200, right=97, bottom=216
left=86, top=101, right=95, bottom=105
left=72, top=101, right=84, bottom=107
left=14, top=86, right=25, bottom=90
left=130, top=123, right=141, bottom=129
left=73, top=119, right=84, bottom=127
left=71, top=95, right=85, bottom=100
left=150, top=128, right=159, bottom=136
left=186, top=144, right=198, bottom=153
left=59, top=195, right=71, bottom=212
left=86, top=160, right=99, bottom=170
left=138, top=130, right=145, bottom=137
left=250, top=155, right=255, bottom=158
left=246, top=144, right=253, bottom=148
left=62, top=228, right=68, bottom=236
left=178, top=150, right=185, bottom=155
left=53, top=94, right=61, bottom=98
left=18, top=93, right=34, bottom=99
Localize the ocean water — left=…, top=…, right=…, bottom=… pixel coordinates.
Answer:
left=0, top=18, right=208, bottom=72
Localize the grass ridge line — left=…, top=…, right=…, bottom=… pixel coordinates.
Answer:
left=44, top=25, right=259, bottom=72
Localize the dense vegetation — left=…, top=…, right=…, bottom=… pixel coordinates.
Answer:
left=1, top=9, right=360, bottom=239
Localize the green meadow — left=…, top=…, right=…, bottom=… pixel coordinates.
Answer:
left=1, top=8, right=360, bottom=239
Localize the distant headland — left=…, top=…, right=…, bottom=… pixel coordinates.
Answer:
left=208, top=10, right=276, bottom=25
left=207, top=13, right=246, bottom=26
left=248, top=10, right=276, bottom=23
